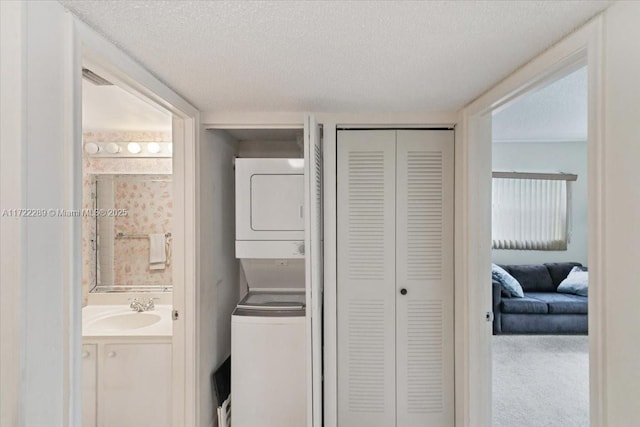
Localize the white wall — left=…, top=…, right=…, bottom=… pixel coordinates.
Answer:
left=601, top=2, right=640, bottom=425
left=198, top=129, right=240, bottom=427
left=0, top=2, right=25, bottom=426
left=0, top=1, right=76, bottom=426
left=82, top=80, right=172, bottom=131
left=236, top=139, right=302, bottom=158
left=491, top=141, right=588, bottom=265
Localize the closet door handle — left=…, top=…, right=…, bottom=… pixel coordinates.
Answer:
left=400, top=288, right=407, bottom=295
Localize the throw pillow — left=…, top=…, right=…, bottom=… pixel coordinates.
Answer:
left=492, top=264, right=524, bottom=298
left=557, top=266, right=589, bottom=296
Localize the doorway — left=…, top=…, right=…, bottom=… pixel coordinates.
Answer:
left=490, top=66, right=589, bottom=426
left=72, top=23, right=199, bottom=425
left=80, top=64, right=175, bottom=427
left=458, top=18, right=605, bottom=427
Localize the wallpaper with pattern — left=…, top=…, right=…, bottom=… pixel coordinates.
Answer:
left=111, top=175, right=173, bottom=286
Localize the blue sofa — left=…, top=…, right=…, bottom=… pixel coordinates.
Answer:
left=492, top=262, right=588, bottom=335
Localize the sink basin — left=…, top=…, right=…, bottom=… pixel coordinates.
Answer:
left=88, top=312, right=162, bottom=331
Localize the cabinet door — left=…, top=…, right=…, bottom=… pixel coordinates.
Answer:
left=337, top=130, right=397, bottom=427
left=304, top=115, right=323, bottom=427
left=395, top=130, right=454, bottom=427
left=82, top=344, right=97, bottom=427
left=101, top=343, right=171, bottom=427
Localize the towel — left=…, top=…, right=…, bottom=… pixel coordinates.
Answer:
left=149, top=233, right=166, bottom=270
left=165, top=236, right=172, bottom=267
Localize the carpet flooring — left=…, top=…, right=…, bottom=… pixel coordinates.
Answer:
left=492, top=335, right=589, bottom=427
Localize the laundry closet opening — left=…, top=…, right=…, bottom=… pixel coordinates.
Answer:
left=199, top=125, right=323, bottom=427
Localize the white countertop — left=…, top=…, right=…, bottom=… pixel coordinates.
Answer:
left=82, top=304, right=173, bottom=337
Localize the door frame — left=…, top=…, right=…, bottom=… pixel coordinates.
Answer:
left=457, top=15, right=605, bottom=427
left=70, top=18, right=200, bottom=426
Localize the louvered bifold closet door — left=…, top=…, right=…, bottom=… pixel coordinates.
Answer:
left=337, top=130, right=396, bottom=427
left=304, top=115, right=323, bottom=427
left=395, top=130, right=454, bottom=427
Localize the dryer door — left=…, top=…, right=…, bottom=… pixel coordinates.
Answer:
left=235, top=158, right=305, bottom=243
left=251, top=173, right=304, bottom=232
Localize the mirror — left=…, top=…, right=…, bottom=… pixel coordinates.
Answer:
left=80, top=74, right=174, bottom=302
left=89, top=174, right=173, bottom=292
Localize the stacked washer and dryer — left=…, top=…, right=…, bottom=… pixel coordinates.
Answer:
left=231, top=158, right=307, bottom=427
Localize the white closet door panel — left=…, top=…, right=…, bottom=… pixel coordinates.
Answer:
left=395, top=130, right=454, bottom=427
left=337, top=130, right=396, bottom=427
left=304, top=115, right=323, bottom=427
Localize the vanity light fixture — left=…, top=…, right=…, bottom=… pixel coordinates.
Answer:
left=147, top=142, right=161, bottom=154
left=84, top=141, right=172, bottom=158
left=105, top=142, right=121, bottom=154
left=127, top=142, right=142, bottom=154
left=84, top=142, right=100, bottom=154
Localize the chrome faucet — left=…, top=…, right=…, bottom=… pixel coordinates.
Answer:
left=130, top=298, right=145, bottom=312
left=129, top=297, right=155, bottom=312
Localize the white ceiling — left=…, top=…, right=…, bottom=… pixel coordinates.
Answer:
left=493, top=66, right=587, bottom=142
left=82, top=79, right=172, bottom=131
left=62, top=1, right=612, bottom=113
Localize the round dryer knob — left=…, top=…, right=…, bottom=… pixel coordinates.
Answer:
left=298, top=243, right=305, bottom=255
left=400, top=288, right=408, bottom=295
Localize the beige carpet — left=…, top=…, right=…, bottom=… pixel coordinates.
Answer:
left=492, top=335, right=589, bottom=427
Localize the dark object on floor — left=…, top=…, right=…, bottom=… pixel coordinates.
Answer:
left=492, top=262, right=588, bottom=334
left=212, top=356, right=231, bottom=406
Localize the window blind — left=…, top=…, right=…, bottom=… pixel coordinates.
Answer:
left=492, top=177, right=569, bottom=250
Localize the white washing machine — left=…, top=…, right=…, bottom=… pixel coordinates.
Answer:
left=231, top=290, right=307, bottom=427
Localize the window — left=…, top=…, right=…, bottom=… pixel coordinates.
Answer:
left=492, top=172, right=575, bottom=250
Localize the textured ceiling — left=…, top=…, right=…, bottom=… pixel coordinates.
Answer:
left=62, top=1, right=612, bottom=113
left=82, top=80, right=172, bottom=131
left=493, top=66, right=587, bottom=142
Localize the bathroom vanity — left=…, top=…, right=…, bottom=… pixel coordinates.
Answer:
left=82, top=304, right=172, bottom=427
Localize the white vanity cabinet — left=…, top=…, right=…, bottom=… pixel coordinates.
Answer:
left=82, top=339, right=171, bottom=427
left=102, top=342, right=172, bottom=427
left=82, top=344, right=97, bottom=427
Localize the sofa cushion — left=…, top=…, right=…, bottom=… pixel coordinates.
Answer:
left=544, top=262, right=583, bottom=287
left=501, top=295, right=548, bottom=314
left=529, top=292, right=588, bottom=314
left=501, top=313, right=588, bottom=334
left=492, top=264, right=524, bottom=298
left=507, top=264, right=554, bottom=292
left=557, top=266, right=589, bottom=296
